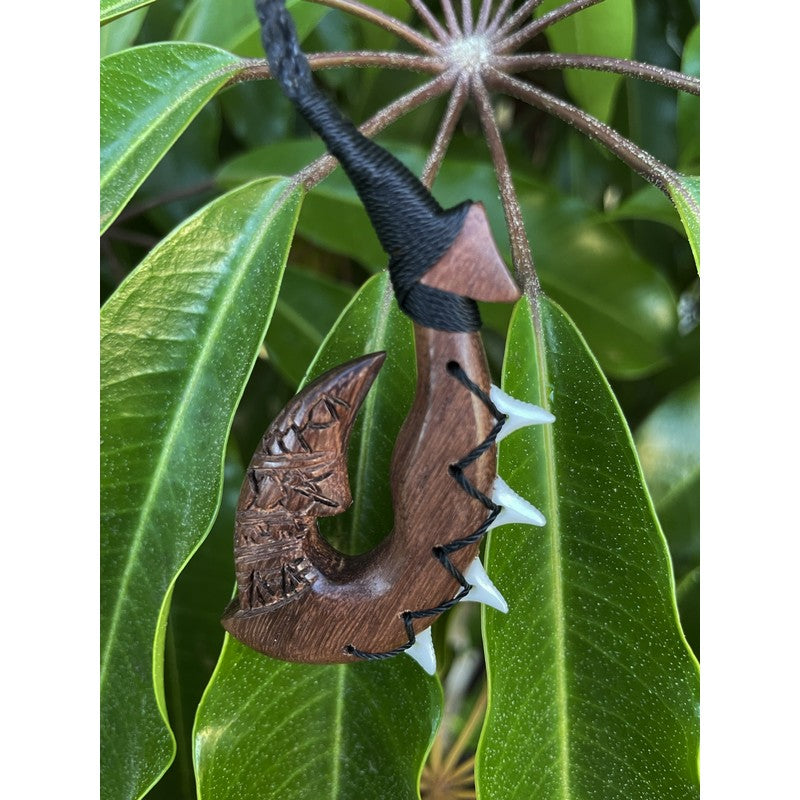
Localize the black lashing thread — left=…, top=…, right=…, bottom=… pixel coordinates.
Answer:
left=344, top=361, right=507, bottom=662
left=255, top=0, right=481, bottom=333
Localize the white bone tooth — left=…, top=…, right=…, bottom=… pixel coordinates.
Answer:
left=490, top=384, right=555, bottom=442
left=404, top=626, right=436, bottom=675
left=462, top=557, right=508, bottom=613
left=489, top=476, right=546, bottom=529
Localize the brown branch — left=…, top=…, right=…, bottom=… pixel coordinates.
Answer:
left=296, top=71, right=458, bottom=189
left=496, top=0, right=604, bottom=51
left=440, top=0, right=462, bottom=36
left=461, top=0, right=474, bottom=35
left=422, top=74, right=470, bottom=187
left=306, top=0, right=440, bottom=53
left=494, top=0, right=545, bottom=39
left=495, top=53, right=700, bottom=94
left=487, top=68, right=688, bottom=200
left=486, top=0, right=515, bottom=34
left=471, top=76, right=539, bottom=295
left=476, top=0, right=494, bottom=33
left=406, top=0, right=449, bottom=41
left=229, top=51, right=446, bottom=85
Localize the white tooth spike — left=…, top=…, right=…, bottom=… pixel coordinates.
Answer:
left=463, top=557, right=508, bottom=613
left=404, top=626, right=436, bottom=675
left=489, top=476, right=546, bottom=529
left=490, top=384, right=555, bottom=442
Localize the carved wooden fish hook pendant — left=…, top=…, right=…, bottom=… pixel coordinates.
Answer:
left=221, top=0, right=555, bottom=672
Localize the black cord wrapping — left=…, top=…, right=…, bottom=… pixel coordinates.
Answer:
left=344, top=361, right=507, bottom=662
left=255, top=0, right=481, bottom=333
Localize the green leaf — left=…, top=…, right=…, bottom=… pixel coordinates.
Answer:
left=677, top=25, right=700, bottom=172
left=266, top=267, right=354, bottom=388
left=173, top=0, right=328, bottom=58
left=101, top=178, right=303, bottom=800
left=101, top=0, right=156, bottom=25
left=150, top=449, right=244, bottom=800
left=636, top=374, right=700, bottom=659
left=221, top=141, right=679, bottom=377
left=538, top=0, right=635, bottom=122
left=607, top=184, right=683, bottom=233
left=666, top=174, right=700, bottom=271
left=100, top=43, right=244, bottom=234
left=635, top=378, right=699, bottom=643
left=195, top=272, right=442, bottom=799
left=476, top=295, right=699, bottom=799
left=635, top=379, right=700, bottom=657
left=100, top=7, right=148, bottom=56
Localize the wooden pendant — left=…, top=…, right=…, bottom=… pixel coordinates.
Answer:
left=221, top=204, right=555, bottom=664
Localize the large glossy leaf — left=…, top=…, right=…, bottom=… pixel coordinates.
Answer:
left=194, top=272, right=442, bottom=799
left=635, top=380, right=699, bottom=656
left=100, top=43, right=244, bottom=233
left=635, top=380, right=699, bottom=577
left=101, top=178, right=303, bottom=800
left=667, top=174, right=700, bottom=271
left=174, top=0, right=328, bottom=57
left=150, top=450, right=244, bottom=800
left=476, top=295, right=699, bottom=799
left=538, top=0, right=635, bottom=122
left=101, top=0, right=156, bottom=25
left=220, top=141, right=678, bottom=378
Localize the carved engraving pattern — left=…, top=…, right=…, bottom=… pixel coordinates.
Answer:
left=234, top=390, right=355, bottom=612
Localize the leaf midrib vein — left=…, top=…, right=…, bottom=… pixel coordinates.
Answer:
left=534, top=300, right=572, bottom=800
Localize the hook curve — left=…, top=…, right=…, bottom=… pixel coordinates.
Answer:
left=222, top=325, right=505, bottom=663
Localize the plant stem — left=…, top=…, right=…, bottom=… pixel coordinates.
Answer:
left=496, top=0, right=604, bottom=51
left=422, top=74, right=470, bottom=187
left=231, top=51, right=446, bottom=83
left=487, top=68, right=685, bottom=196
left=440, top=0, right=462, bottom=36
left=495, top=53, right=700, bottom=93
left=495, top=0, right=545, bottom=39
left=486, top=0, right=515, bottom=35
left=476, top=0, right=494, bottom=33
left=306, top=0, right=440, bottom=53
left=297, top=71, right=457, bottom=189
left=471, top=75, right=539, bottom=295
left=406, top=0, right=449, bottom=41
left=461, top=0, right=474, bottom=35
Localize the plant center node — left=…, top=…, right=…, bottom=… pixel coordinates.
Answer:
left=445, top=35, right=492, bottom=75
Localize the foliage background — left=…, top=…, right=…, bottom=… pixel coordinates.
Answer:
left=100, top=0, right=699, bottom=798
